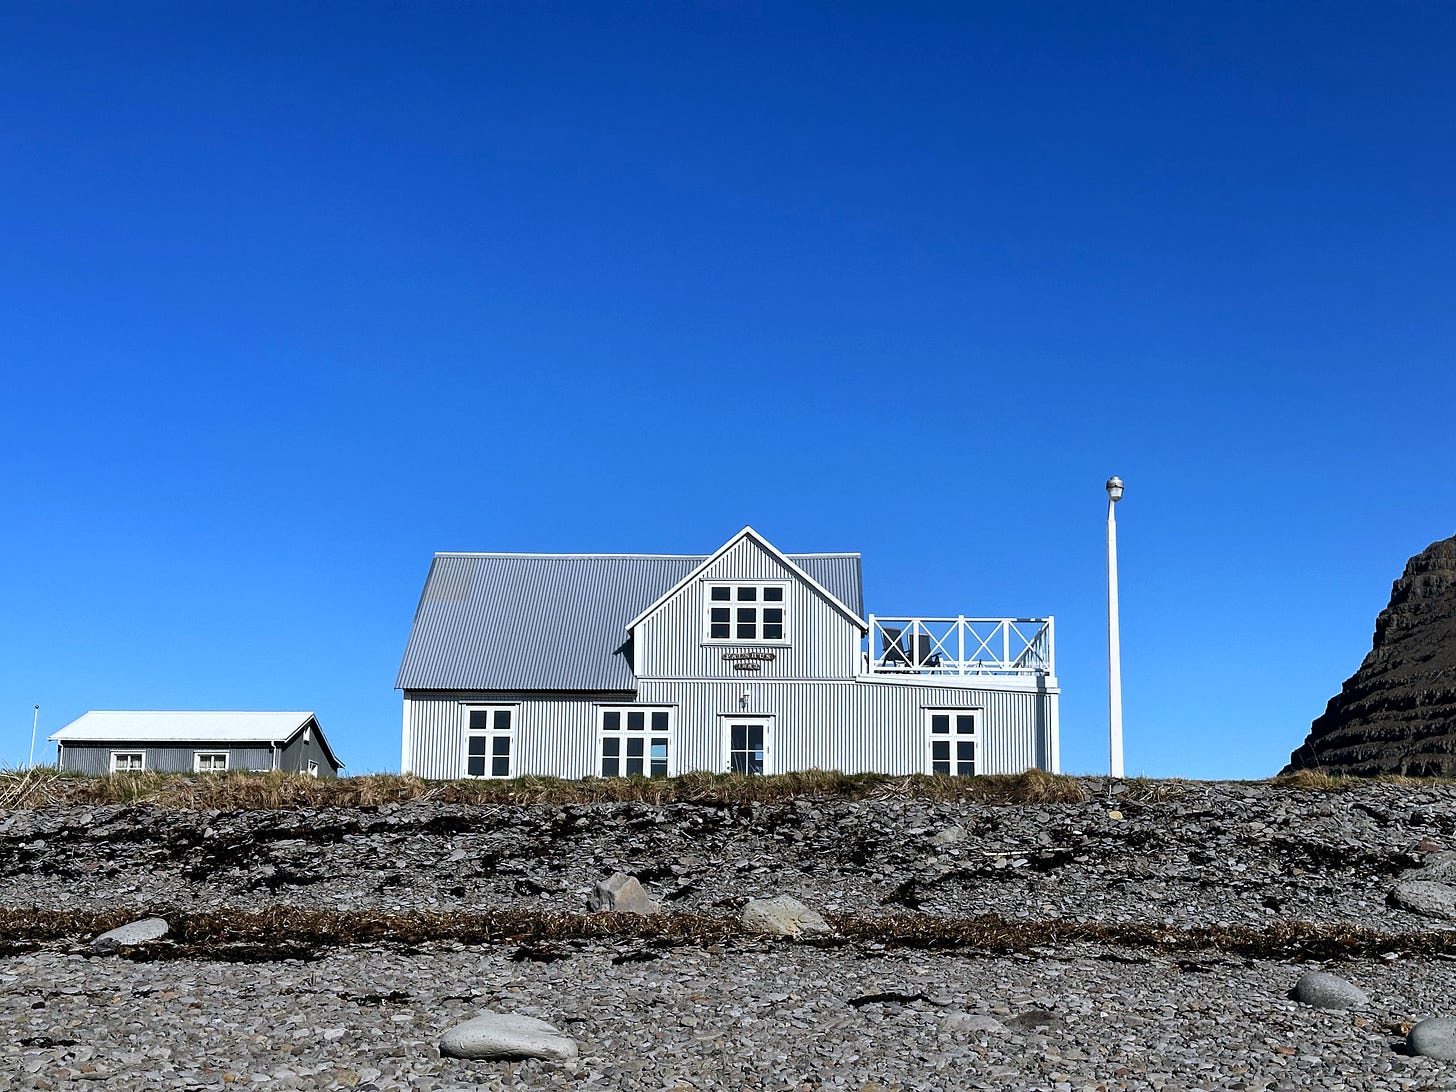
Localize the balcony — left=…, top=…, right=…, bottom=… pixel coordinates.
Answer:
left=864, top=615, right=1054, bottom=678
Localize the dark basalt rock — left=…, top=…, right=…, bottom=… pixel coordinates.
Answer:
left=1284, top=534, right=1456, bottom=776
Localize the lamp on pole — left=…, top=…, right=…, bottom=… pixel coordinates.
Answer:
left=1105, top=477, right=1125, bottom=779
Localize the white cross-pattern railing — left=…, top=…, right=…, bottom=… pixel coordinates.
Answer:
left=864, top=616, right=1054, bottom=677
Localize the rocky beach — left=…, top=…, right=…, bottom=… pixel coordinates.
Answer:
left=3, top=776, right=1456, bottom=1091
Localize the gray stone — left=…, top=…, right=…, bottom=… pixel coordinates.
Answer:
left=932, top=825, right=967, bottom=847
left=1391, top=879, right=1456, bottom=921
left=942, top=1012, right=1010, bottom=1034
left=91, top=917, right=169, bottom=950
left=1408, top=1017, right=1456, bottom=1061
left=438, top=1011, right=579, bottom=1061
left=587, top=872, right=660, bottom=916
left=1292, top=970, right=1369, bottom=1010
left=741, top=895, right=831, bottom=936
left=1007, top=1009, right=1064, bottom=1032
left=1417, top=850, right=1456, bottom=882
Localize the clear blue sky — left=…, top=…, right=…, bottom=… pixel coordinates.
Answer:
left=3, top=2, right=1453, bottom=779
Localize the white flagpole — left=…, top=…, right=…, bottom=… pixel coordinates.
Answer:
left=1106, top=477, right=1125, bottom=778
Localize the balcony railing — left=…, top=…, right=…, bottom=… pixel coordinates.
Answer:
left=864, top=615, right=1054, bottom=677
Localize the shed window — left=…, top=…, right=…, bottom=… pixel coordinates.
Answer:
left=307, top=760, right=320, bottom=778
left=599, top=707, right=671, bottom=777
left=706, top=583, right=786, bottom=642
left=110, top=752, right=144, bottom=773
left=927, top=711, right=977, bottom=777
left=194, top=752, right=228, bottom=773
left=464, top=706, right=516, bottom=778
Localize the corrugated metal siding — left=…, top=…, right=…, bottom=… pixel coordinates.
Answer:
left=59, top=743, right=278, bottom=775
left=278, top=734, right=339, bottom=778
left=637, top=679, right=1053, bottom=775
left=404, top=678, right=1057, bottom=779
left=395, top=548, right=863, bottom=692
left=403, top=690, right=615, bottom=780
left=635, top=537, right=863, bottom=682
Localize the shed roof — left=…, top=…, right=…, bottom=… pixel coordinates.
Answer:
left=49, top=711, right=343, bottom=769
left=396, top=544, right=863, bottom=692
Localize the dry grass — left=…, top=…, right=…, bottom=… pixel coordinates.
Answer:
left=0, top=905, right=1449, bottom=963
left=7, top=764, right=1429, bottom=811
left=1273, top=768, right=1455, bottom=792
left=0, top=767, right=1098, bottom=810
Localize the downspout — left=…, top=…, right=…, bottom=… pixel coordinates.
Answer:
left=271, top=742, right=279, bottom=772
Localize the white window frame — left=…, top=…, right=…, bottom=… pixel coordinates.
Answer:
left=704, top=581, right=789, bottom=643
left=596, top=706, right=675, bottom=778
left=193, top=752, right=229, bottom=773
left=307, top=760, right=320, bottom=778
left=109, top=751, right=145, bottom=773
left=461, top=704, right=518, bottom=779
left=719, top=714, right=774, bottom=775
left=925, top=708, right=979, bottom=777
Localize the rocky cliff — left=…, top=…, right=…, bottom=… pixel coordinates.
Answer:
left=1285, top=534, right=1456, bottom=776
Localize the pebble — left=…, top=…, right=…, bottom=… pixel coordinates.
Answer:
left=1292, top=969, right=1370, bottom=1010
left=1408, top=1016, right=1456, bottom=1061
left=438, top=1011, right=579, bottom=1061
left=1390, top=879, right=1456, bottom=921
left=740, top=894, right=831, bottom=936
left=90, top=917, right=169, bottom=951
left=586, top=872, right=660, bottom=916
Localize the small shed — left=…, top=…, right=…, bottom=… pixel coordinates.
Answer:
left=48, top=711, right=344, bottom=778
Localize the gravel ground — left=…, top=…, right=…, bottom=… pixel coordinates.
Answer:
left=1, top=780, right=1454, bottom=931
left=4, top=780, right=1456, bottom=1089
left=3, top=941, right=1455, bottom=1091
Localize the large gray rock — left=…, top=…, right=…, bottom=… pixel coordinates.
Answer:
left=91, top=917, right=169, bottom=951
left=1416, top=850, right=1456, bottom=882
left=1292, top=970, right=1369, bottom=1010
left=587, top=872, right=660, bottom=916
left=741, top=895, right=831, bottom=936
left=439, top=1011, right=579, bottom=1061
left=1391, top=879, right=1456, bottom=921
left=1408, top=1017, right=1456, bottom=1061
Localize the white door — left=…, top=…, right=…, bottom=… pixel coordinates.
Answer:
left=724, top=717, right=773, bottom=775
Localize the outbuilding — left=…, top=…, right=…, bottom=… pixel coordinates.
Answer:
left=49, top=711, right=344, bottom=778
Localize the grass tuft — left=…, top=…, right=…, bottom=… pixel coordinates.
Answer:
left=1274, top=768, right=1455, bottom=792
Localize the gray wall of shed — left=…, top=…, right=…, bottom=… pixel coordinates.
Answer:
left=278, top=731, right=339, bottom=778
left=632, top=535, right=863, bottom=681
left=402, top=679, right=1056, bottom=779
left=57, top=742, right=277, bottom=775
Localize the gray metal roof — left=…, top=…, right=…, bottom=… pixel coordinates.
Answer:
left=396, top=551, right=864, bottom=691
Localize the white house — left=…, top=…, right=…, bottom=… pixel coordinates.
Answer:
left=396, top=527, right=1059, bottom=780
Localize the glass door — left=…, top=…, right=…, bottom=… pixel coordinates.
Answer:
left=725, top=717, right=772, bottom=775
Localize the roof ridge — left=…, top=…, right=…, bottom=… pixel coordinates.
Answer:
left=433, top=551, right=861, bottom=559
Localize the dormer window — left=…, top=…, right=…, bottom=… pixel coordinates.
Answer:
left=707, top=583, right=786, bottom=642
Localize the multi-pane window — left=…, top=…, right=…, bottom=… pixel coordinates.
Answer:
left=307, top=760, right=320, bottom=778
left=194, top=752, right=228, bottom=773
left=110, top=752, right=144, bottom=773
left=707, top=583, right=786, bottom=641
left=727, top=721, right=767, bottom=775
left=927, top=711, right=977, bottom=776
left=600, top=708, right=671, bottom=777
left=465, top=707, right=514, bottom=778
